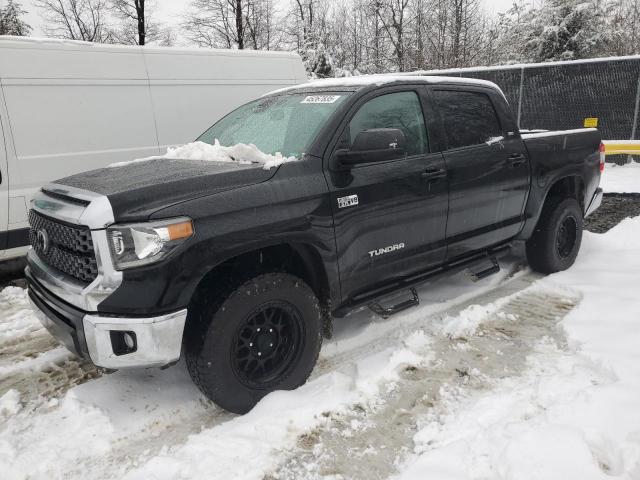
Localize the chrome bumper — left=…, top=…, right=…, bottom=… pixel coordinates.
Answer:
left=585, top=187, right=603, bottom=218
left=83, top=310, right=187, bottom=369
left=29, top=289, right=187, bottom=369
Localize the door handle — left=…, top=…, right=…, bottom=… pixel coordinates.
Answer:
left=421, top=168, right=447, bottom=181
left=508, top=154, right=527, bottom=167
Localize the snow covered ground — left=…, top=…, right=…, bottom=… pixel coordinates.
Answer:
left=1, top=217, right=639, bottom=479
left=600, top=161, right=640, bottom=193
left=398, top=217, right=640, bottom=480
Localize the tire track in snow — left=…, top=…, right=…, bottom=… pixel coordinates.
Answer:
left=314, top=269, right=539, bottom=379
left=271, top=287, right=579, bottom=480
left=0, top=285, right=99, bottom=405
left=0, top=347, right=102, bottom=403
left=0, top=331, right=59, bottom=367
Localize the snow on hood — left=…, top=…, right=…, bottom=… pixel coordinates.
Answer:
left=109, top=140, right=298, bottom=170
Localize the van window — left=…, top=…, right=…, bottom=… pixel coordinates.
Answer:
left=199, top=93, right=350, bottom=158
left=349, top=91, right=428, bottom=155
left=432, top=90, right=503, bottom=149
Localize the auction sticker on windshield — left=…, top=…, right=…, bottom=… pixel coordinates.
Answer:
left=301, top=95, right=342, bottom=104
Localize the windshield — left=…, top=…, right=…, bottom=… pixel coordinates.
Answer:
left=198, top=93, right=350, bottom=158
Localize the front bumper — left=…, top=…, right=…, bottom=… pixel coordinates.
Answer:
left=585, top=187, right=603, bottom=218
left=28, top=269, right=187, bottom=369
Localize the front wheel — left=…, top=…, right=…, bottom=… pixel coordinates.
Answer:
left=526, top=197, right=583, bottom=274
left=185, top=273, right=323, bottom=414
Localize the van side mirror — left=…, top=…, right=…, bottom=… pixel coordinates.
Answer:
left=336, top=128, right=406, bottom=167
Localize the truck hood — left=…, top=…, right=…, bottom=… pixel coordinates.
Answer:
left=55, top=159, right=278, bottom=223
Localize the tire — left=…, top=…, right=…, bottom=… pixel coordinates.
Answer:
left=184, top=272, right=323, bottom=414
left=526, top=197, right=583, bottom=274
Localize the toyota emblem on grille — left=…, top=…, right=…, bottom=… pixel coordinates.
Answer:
left=36, top=229, right=50, bottom=254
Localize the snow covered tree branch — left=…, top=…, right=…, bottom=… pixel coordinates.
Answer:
left=0, top=0, right=32, bottom=35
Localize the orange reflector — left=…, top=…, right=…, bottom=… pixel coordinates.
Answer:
left=167, top=221, right=193, bottom=240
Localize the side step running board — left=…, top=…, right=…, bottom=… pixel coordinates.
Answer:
left=369, top=288, right=419, bottom=319
left=467, top=256, right=500, bottom=282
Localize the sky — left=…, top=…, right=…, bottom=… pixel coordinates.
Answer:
left=5, top=0, right=517, bottom=39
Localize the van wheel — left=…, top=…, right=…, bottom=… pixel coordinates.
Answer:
left=185, top=273, right=323, bottom=414
left=526, top=197, right=583, bottom=274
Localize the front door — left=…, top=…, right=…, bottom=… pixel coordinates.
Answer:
left=327, top=89, right=448, bottom=302
left=431, top=88, right=530, bottom=258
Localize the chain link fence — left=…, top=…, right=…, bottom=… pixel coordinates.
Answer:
left=411, top=56, right=640, bottom=142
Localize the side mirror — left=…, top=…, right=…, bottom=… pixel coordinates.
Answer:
left=336, top=128, right=406, bottom=167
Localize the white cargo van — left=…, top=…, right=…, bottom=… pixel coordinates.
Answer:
left=0, top=37, right=308, bottom=260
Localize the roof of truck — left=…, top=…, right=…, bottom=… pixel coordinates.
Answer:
left=266, top=74, right=504, bottom=96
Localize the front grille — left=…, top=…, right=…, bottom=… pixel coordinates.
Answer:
left=28, top=210, right=98, bottom=284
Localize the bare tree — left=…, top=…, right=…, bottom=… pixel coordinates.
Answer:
left=36, top=0, right=112, bottom=42
left=375, top=0, right=411, bottom=71
left=183, top=0, right=247, bottom=49
left=110, top=0, right=159, bottom=45
left=245, top=0, right=279, bottom=49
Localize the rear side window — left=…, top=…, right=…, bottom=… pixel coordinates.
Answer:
left=348, top=91, right=428, bottom=155
left=432, top=90, right=502, bottom=149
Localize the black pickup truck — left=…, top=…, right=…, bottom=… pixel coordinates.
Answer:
left=26, top=76, right=603, bottom=413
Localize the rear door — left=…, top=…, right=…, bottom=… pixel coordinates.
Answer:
left=0, top=102, right=8, bottom=254
left=327, top=88, right=449, bottom=302
left=431, top=88, right=530, bottom=259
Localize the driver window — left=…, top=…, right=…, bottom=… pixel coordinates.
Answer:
left=348, top=91, right=428, bottom=156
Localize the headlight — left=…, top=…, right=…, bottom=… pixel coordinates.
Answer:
left=107, top=217, right=194, bottom=270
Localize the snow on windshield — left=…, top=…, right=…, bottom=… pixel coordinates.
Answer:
left=109, top=140, right=298, bottom=170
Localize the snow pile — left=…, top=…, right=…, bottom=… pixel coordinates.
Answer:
left=0, top=360, right=211, bottom=479
left=398, top=217, right=640, bottom=480
left=0, top=390, right=21, bottom=419
left=109, top=140, right=297, bottom=170
left=1, top=391, right=115, bottom=479
left=0, top=286, right=43, bottom=345
left=600, top=161, right=640, bottom=193
left=438, top=299, right=511, bottom=338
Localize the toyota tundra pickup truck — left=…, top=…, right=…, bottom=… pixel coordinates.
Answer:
left=26, top=76, right=603, bottom=413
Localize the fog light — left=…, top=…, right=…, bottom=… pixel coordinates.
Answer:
left=124, top=332, right=135, bottom=349
left=110, top=330, right=137, bottom=356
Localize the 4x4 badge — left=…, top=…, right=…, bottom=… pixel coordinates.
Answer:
left=337, top=194, right=359, bottom=209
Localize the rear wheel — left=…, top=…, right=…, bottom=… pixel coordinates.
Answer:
left=526, top=197, right=583, bottom=274
left=185, top=272, right=323, bottom=414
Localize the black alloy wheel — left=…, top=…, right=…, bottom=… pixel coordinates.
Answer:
left=556, top=215, right=578, bottom=259
left=231, top=301, right=304, bottom=388
left=526, top=197, right=583, bottom=274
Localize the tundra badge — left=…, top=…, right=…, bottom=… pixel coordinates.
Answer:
left=369, top=243, right=405, bottom=258
left=338, top=194, right=359, bottom=209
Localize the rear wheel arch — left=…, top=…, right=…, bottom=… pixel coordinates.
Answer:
left=519, top=174, right=585, bottom=241
left=543, top=175, right=585, bottom=213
